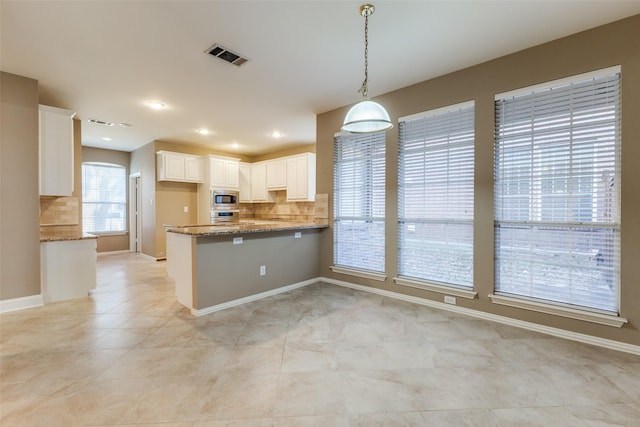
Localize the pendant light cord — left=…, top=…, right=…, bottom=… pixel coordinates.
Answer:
left=358, top=11, right=369, bottom=99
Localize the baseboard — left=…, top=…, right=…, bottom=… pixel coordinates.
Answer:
left=0, top=294, right=44, bottom=313
left=191, top=278, right=318, bottom=317
left=97, top=250, right=131, bottom=257
left=320, top=276, right=640, bottom=356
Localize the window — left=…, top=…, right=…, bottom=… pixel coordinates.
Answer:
left=494, top=67, right=621, bottom=313
left=333, top=132, right=385, bottom=274
left=82, top=162, right=127, bottom=233
left=398, top=101, right=475, bottom=288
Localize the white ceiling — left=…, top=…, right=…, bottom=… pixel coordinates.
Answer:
left=2, top=1, right=639, bottom=155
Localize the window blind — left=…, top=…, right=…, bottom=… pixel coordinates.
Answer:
left=398, top=101, right=475, bottom=288
left=82, top=163, right=127, bottom=233
left=333, top=132, right=386, bottom=273
left=494, top=68, right=621, bottom=313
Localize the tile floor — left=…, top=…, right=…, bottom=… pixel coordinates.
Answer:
left=1, top=253, right=639, bottom=426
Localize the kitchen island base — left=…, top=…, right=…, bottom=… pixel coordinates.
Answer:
left=167, top=227, right=323, bottom=315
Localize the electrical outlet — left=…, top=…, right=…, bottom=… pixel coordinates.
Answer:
left=260, top=265, right=266, bottom=276
left=183, top=206, right=188, bottom=213
left=294, top=232, right=302, bottom=239
left=444, top=295, right=457, bottom=305
left=233, top=237, right=243, bottom=245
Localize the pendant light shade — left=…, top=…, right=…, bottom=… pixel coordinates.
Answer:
left=341, top=4, right=393, bottom=134
left=342, top=100, right=393, bottom=133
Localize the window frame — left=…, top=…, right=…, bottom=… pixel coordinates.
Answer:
left=82, top=162, right=127, bottom=235
left=492, top=66, right=622, bottom=323
left=332, top=131, right=386, bottom=278
left=396, top=101, right=476, bottom=293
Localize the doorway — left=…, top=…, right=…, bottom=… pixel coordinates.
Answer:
left=129, top=173, right=142, bottom=252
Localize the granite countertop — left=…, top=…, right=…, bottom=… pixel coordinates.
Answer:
left=40, top=232, right=98, bottom=242
left=166, top=220, right=328, bottom=237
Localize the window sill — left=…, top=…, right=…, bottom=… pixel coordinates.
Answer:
left=329, top=266, right=387, bottom=282
left=394, top=277, right=477, bottom=300
left=89, top=232, right=128, bottom=237
left=488, top=293, right=627, bottom=328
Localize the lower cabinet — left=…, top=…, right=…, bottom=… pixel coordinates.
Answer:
left=41, top=239, right=97, bottom=303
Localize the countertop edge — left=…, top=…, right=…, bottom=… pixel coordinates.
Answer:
left=40, top=233, right=99, bottom=242
left=167, top=223, right=328, bottom=237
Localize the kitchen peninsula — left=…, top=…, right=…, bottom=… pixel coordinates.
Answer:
left=166, top=220, right=327, bottom=315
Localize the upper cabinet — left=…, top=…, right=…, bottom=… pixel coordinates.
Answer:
left=39, top=105, right=75, bottom=196
left=238, top=162, right=252, bottom=203
left=285, top=153, right=316, bottom=202
left=266, top=158, right=287, bottom=190
left=197, top=155, right=240, bottom=223
left=249, top=161, right=275, bottom=203
left=209, top=156, right=239, bottom=190
left=157, top=151, right=203, bottom=183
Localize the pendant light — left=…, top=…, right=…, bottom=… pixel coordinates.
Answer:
left=342, top=4, right=393, bottom=134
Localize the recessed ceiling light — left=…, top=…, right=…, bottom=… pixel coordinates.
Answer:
left=102, top=137, right=112, bottom=141
left=269, top=131, right=282, bottom=138
left=231, top=143, right=240, bottom=149
left=196, top=128, right=211, bottom=135
left=145, top=100, right=166, bottom=110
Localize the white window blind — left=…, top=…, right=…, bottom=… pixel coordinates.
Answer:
left=82, top=162, right=127, bottom=233
left=333, top=132, right=386, bottom=273
left=398, top=102, right=475, bottom=288
left=494, top=68, right=621, bottom=313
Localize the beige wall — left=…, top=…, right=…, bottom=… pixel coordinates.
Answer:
left=82, top=146, right=131, bottom=252
left=251, top=143, right=316, bottom=162
left=0, top=72, right=41, bottom=300
left=317, top=15, right=640, bottom=346
left=130, top=141, right=156, bottom=257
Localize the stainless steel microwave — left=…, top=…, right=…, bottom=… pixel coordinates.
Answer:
left=210, top=189, right=239, bottom=210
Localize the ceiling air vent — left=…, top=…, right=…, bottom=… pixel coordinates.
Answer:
left=88, top=118, right=115, bottom=127
left=205, top=43, right=249, bottom=67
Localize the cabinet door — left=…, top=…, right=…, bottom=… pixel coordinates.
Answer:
left=286, top=154, right=316, bottom=202
left=286, top=157, right=304, bottom=200
left=239, top=163, right=251, bottom=202
left=224, top=160, right=239, bottom=189
left=250, top=162, right=268, bottom=202
left=39, top=105, right=75, bottom=196
left=210, top=157, right=227, bottom=188
left=266, top=158, right=287, bottom=189
left=164, top=153, right=186, bottom=181
left=184, top=156, right=203, bottom=183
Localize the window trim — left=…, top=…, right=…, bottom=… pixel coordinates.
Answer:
left=493, top=66, right=622, bottom=314
left=82, top=162, right=127, bottom=234
left=494, top=65, right=621, bottom=100
left=397, top=100, right=475, bottom=290
left=488, top=293, right=627, bottom=328
left=394, top=277, right=478, bottom=299
left=330, top=266, right=387, bottom=282
left=333, top=131, right=386, bottom=274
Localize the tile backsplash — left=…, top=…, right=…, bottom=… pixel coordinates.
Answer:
left=240, top=191, right=326, bottom=223
left=40, top=196, right=81, bottom=233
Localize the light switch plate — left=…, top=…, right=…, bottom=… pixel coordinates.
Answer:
left=233, top=237, right=243, bottom=245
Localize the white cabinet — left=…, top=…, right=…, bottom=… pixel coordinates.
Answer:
left=209, top=156, right=239, bottom=190
left=250, top=161, right=275, bottom=203
left=157, top=151, right=203, bottom=183
left=239, top=162, right=252, bottom=203
left=286, top=153, right=316, bottom=201
left=185, top=156, right=204, bottom=182
left=197, top=155, right=240, bottom=223
left=266, top=158, right=287, bottom=189
left=41, top=239, right=97, bottom=303
left=39, top=105, right=75, bottom=196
